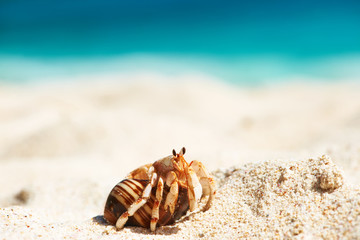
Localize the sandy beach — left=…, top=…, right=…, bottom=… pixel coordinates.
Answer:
left=1, top=75, right=360, bottom=239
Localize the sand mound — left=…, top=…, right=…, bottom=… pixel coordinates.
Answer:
left=189, top=155, right=357, bottom=239
left=1, top=155, right=359, bottom=239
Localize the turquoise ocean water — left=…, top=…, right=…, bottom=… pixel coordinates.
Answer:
left=1, top=0, right=360, bottom=84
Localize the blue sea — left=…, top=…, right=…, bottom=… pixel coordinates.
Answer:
left=1, top=0, right=360, bottom=85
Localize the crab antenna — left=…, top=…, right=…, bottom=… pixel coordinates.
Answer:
left=172, top=149, right=177, bottom=156
left=180, top=147, right=186, bottom=156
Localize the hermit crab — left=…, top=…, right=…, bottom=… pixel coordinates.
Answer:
left=103, top=147, right=216, bottom=232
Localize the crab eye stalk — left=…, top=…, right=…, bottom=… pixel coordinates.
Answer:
left=172, top=149, right=177, bottom=156
left=180, top=147, right=186, bottom=156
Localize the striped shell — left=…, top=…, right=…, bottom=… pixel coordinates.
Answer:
left=104, top=178, right=189, bottom=228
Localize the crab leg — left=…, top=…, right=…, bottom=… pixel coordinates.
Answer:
left=116, top=170, right=158, bottom=230
left=190, top=160, right=216, bottom=211
left=164, top=171, right=179, bottom=214
left=150, top=177, right=164, bottom=232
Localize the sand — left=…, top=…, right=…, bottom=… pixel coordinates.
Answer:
left=1, top=75, right=360, bottom=239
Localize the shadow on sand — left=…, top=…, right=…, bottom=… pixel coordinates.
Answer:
left=92, top=215, right=180, bottom=235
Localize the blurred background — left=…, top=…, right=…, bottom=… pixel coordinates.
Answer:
left=1, top=0, right=360, bottom=84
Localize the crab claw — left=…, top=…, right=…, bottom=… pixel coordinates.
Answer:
left=186, top=167, right=202, bottom=211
